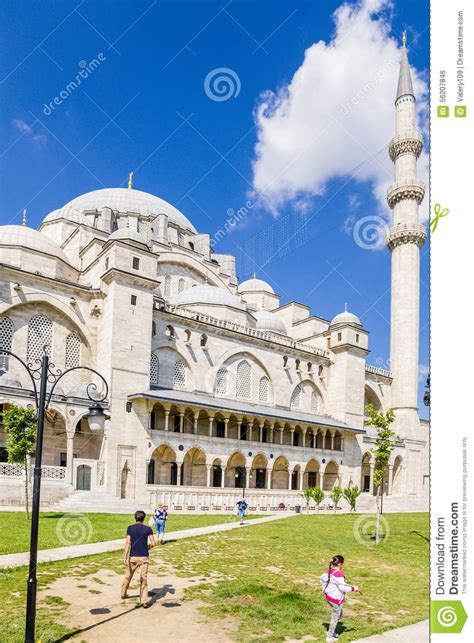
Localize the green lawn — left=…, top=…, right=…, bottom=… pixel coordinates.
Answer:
left=0, top=511, right=261, bottom=555
left=0, top=513, right=428, bottom=642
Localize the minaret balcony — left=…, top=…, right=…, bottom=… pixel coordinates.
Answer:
left=386, top=223, right=426, bottom=251
left=387, top=178, right=425, bottom=209
left=388, top=131, right=423, bottom=161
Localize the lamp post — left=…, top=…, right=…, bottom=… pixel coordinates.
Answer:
left=235, top=467, right=252, bottom=498
left=0, top=347, right=109, bottom=643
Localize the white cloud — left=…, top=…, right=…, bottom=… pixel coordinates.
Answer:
left=419, top=363, right=429, bottom=383
left=251, top=0, right=429, bottom=223
left=12, top=118, right=47, bottom=147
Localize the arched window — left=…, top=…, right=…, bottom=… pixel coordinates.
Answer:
left=283, top=356, right=289, bottom=368
left=290, top=385, right=302, bottom=409
left=178, top=278, right=185, bottom=293
left=173, top=360, right=186, bottom=389
left=65, top=333, right=81, bottom=368
left=295, top=358, right=301, bottom=371
left=0, top=317, right=13, bottom=369
left=184, top=329, right=191, bottom=343
left=311, top=391, right=319, bottom=412
left=165, top=325, right=175, bottom=338
left=150, top=354, right=159, bottom=385
left=258, top=376, right=269, bottom=403
left=164, top=276, right=171, bottom=298
left=215, top=367, right=228, bottom=395
left=27, top=315, right=52, bottom=362
left=200, top=334, right=208, bottom=347
left=236, top=360, right=251, bottom=399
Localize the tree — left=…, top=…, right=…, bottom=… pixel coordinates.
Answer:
left=311, top=486, right=325, bottom=513
left=299, top=486, right=314, bottom=511
left=329, top=486, right=343, bottom=513
left=2, top=404, right=37, bottom=519
left=365, top=404, right=398, bottom=544
left=343, top=486, right=361, bottom=513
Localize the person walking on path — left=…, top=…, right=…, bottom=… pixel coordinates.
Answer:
left=320, top=554, right=360, bottom=642
left=154, top=502, right=169, bottom=544
left=121, top=510, right=156, bottom=608
left=236, top=498, right=248, bottom=525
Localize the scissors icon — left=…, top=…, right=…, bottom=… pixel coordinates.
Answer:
left=430, top=203, right=449, bottom=233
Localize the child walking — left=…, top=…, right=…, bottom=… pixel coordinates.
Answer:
left=320, top=555, right=360, bottom=642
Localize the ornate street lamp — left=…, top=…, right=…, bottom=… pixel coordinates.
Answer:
left=0, top=346, right=108, bottom=643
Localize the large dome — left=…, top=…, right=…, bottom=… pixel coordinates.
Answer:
left=43, top=188, right=196, bottom=233
left=169, top=284, right=244, bottom=309
left=238, top=275, right=274, bottom=294
left=0, top=225, right=70, bottom=264
left=253, top=310, right=287, bottom=335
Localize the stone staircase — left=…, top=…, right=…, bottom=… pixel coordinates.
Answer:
left=52, top=491, right=147, bottom=515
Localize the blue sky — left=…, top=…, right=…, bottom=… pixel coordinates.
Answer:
left=0, top=0, right=429, bottom=416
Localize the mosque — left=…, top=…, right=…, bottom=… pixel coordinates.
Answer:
left=0, top=41, right=428, bottom=512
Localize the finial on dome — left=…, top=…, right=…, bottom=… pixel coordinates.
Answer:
left=402, top=30, right=407, bottom=47
left=344, top=302, right=348, bottom=312
left=253, top=272, right=256, bottom=279
left=22, top=209, right=27, bottom=226
left=128, top=172, right=133, bottom=189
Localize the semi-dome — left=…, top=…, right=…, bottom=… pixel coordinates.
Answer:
left=253, top=310, right=287, bottom=335
left=0, top=225, right=70, bottom=264
left=107, top=227, right=149, bottom=248
left=0, top=370, right=23, bottom=389
left=42, top=207, right=87, bottom=226
left=330, top=307, right=361, bottom=326
left=169, top=284, right=244, bottom=309
left=43, top=188, right=196, bottom=233
left=238, top=275, right=274, bottom=294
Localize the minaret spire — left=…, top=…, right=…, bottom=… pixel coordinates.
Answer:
left=128, top=172, right=133, bottom=189
left=22, top=209, right=27, bottom=226
left=386, top=40, right=426, bottom=439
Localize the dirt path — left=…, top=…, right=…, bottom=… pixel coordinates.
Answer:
left=40, top=562, right=236, bottom=642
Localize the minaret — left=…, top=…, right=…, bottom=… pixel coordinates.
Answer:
left=386, top=34, right=426, bottom=438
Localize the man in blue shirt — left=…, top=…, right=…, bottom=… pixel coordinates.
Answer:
left=236, top=499, right=248, bottom=525
left=121, top=510, right=156, bottom=607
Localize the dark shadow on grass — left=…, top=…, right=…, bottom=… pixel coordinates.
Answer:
left=410, top=530, right=430, bottom=543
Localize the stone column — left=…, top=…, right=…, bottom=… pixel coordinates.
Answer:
left=237, top=420, right=242, bottom=440
left=302, top=428, right=307, bottom=448
left=224, top=417, right=229, bottom=438
left=387, top=464, right=394, bottom=495
left=299, top=469, right=304, bottom=490
left=206, top=464, right=212, bottom=488
left=164, top=409, right=170, bottom=432
left=248, top=424, right=253, bottom=441
left=322, top=430, right=327, bottom=449
left=179, top=412, right=184, bottom=433
left=330, top=430, right=335, bottom=451
left=279, top=428, right=284, bottom=445
left=288, top=469, right=293, bottom=490
left=340, top=436, right=344, bottom=452
left=208, top=415, right=214, bottom=437
left=193, top=412, right=198, bottom=434
left=177, top=463, right=183, bottom=486
left=290, top=428, right=295, bottom=446
left=66, top=432, right=75, bottom=485
left=320, top=472, right=324, bottom=491
left=267, top=468, right=273, bottom=490
left=269, top=426, right=274, bottom=444
left=220, top=465, right=225, bottom=488
left=246, top=466, right=252, bottom=489
left=259, top=424, right=263, bottom=442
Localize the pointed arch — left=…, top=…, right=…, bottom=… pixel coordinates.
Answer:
left=236, top=359, right=252, bottom=399
left=258, top=375, right=270, bottom=403
left=65, top=332, right=81, bottom=368
left=150, top=353, right=159, bottom=385
left=173, top=359, right=187, bottom=389
left=215, top=367, right=228, bottom=396
left=0, top=316, right=13, bottom=369
left=27, top=314, right=52, bottom=362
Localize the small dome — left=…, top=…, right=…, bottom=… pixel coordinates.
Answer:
left=331, top=308, right=361, bottom=326
left=0, top=225, right=70, bottom=264
left=238, top=275, right=274, bottom=294
left=42, top=207, right=87, bottom=226
left=67, top=384, right=103, bottom=400
left=253, top=310, right=287, bottom=335
left=107, top=227, right=149, bottom=248
left=43, top=188, right=196, bottom=232
left=169, top=284, right=244, bottom=309
left=0, top=370, right=23, bottom=389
